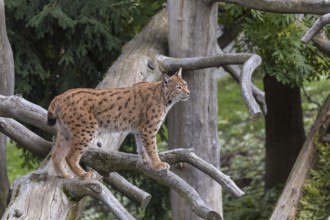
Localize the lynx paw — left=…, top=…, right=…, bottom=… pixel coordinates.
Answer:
left=82, top=171, right=95, bottom=180
left=153, top=162, right=170, bottom=171
left=60, top=173, right=74, bottom=179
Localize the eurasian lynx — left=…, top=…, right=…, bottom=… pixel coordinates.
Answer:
left=47, top=68, right=190, bottom=179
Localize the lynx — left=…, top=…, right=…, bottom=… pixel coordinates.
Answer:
left=47, top=68, right=190, bottom=179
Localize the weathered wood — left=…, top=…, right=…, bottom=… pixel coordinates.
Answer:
left=218, top=0, right=330, bottom=15
left=0, top=117, right=52, bottom=158
left=0, top=0, right=14, bottom=216
left=270, top=94, right=330, bottom=220
left=167, top=1, right=223, bottom=219
left=103, top=172, right=152, bottom=209
left=64, top=180, right=135, bottom=220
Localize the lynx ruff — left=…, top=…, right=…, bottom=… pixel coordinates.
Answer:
left=47, top=68, right=190, bottom=179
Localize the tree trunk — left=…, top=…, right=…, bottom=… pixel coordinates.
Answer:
left=0, top=0, right=15, bottom=216
left=167, top=1, right=222, bottom=219
left=270, top=94, right=330, bottom=220
left=264, top=75, right=306, bottom=189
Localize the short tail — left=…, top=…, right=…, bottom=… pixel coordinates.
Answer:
left=47, top=97, right=58, bottom=126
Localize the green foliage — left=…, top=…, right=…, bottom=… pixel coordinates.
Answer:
left=6, top=142, right=36, bottom=184
left=218, top=76, right=278, bottom=219
left=218, top=76, right=330, bottom=220
left=296, top=141, right=330, bottom=220
left=5, top=0, right=164, bottom=107
left=219, top=5, right=330, bottom=86
left=241, top=12, right=330, bottom=86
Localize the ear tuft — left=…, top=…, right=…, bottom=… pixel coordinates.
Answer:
left=162, top=74, right=171, bottom=86
left=175, top=67, right=182, bottom=77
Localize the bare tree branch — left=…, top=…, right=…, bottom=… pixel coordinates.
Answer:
left=159, top=148, right=244, bottom=197
left=103, top=172, right=152, bottom=209
left=301, top=13, right=330, bottom=54
left=240, top=54, right=263, bottom=118
left=224, top=65, right=267, bottom=114
left=213, top=45, right=267, bottom=115
left=0, top=95, right=56, bottom=135
left=83, top=150, right=222, bottom=220
left=301, top=13, right=330, bottom=43
left=82, top=148, right=245, bottom=220
left=158, top=53, right=263, bottom=118
left=64, top=180, right=135, bottom=220
left=0, top=117, right=51, bottom=158
left=158, top=53, right=253, bottom=72
left=219, top=0, right=330, bottom=15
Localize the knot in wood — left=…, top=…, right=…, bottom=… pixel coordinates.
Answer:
left=13, top=208, right=23, bottom=218
left=86, top=183, right=102, bottom=194
left=0, top=121, right=6, bottom=128
left=147, top=60, right=155, bottom=70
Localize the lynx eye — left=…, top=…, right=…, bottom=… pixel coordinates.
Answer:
left=176, top=85, right=182, bottom=89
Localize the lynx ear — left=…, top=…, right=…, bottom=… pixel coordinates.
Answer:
left=175, top=67, right=182, bottom=77
left=162, top=74, right=172, bottom=86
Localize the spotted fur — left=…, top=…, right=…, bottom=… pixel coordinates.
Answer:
left=48, top=68, right=189, bottom=179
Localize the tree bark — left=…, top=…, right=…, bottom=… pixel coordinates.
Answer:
left=167, top=1, right=222, bottom=219
left=263, top=75, right=306, bottom=189
left=0, top=0, right=15, bottom=216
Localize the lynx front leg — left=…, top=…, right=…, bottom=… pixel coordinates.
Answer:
left=139, top=131, right=170, bottom=171
left=52, top=132, right=73, bottom=179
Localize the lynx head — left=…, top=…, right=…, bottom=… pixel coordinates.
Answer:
left=162, top=68, right=190, bottom=105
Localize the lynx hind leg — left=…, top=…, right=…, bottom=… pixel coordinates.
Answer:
left=138, top=131, right=170, bottom=171
left=65, top=121, right=97, bottom=179
left=135, top=133, right=151, bottom=164
left=52, top=132, right=73, bottom=179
